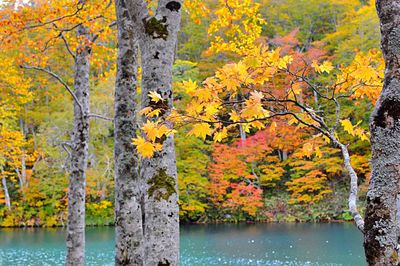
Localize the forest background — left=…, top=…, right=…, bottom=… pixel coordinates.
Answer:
left=0, top=0, right=382, bottom=227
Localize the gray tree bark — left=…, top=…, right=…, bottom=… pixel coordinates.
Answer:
left=114, top=0, right=143, bottom=265
left=1, top=176, right=11, bottom=211
left=17, top=117, right=27, bottom=194
left=365, top=0, right=400, bottom=264
left=65, top=24, right=91, bottom=266
left=121, top=1, right=183, bottom=265
left=139, top=2, right=181, bottom=265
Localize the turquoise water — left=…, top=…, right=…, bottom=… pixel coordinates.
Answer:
left=0, top=223, right=365, bottom=265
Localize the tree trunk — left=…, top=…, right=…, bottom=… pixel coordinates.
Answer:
left=114, top=0, right=143, bottom=265
left=125, top=1, right=183, bottom=265
left=1, top=176, right=11, bottom=211
left=21, top=155, right=26, bottom=188
left=65, top=24, right=91, bottom=266
left=18, top=116, right=27, bottom=193
left=140, top=2, right=182, bottom=265
left=365, top=1, right=400, bottom=264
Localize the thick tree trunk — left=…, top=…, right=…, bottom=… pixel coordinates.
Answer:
left=365, top=1, right=400, bottom=264
left=1, top=176, right=11, bottom=211
left=114, top=0, right=143, bottom=265
left=65, top=24, right=91, bottom=266
left=140, top=2, right=182, bottom=265
left=124, top=1, right=183, bottom=265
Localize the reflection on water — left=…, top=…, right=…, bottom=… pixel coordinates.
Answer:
left=0, top=223, right=364, bottom=266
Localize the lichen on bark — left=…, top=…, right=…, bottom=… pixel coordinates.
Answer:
left=365, top=1, right=400, bottom=264
left=147, top=168, right=176, bottom=201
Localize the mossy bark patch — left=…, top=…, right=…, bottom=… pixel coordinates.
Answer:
left=143, top=17, right=168, bottom=40
left=147, top=168, right=176, bottom=201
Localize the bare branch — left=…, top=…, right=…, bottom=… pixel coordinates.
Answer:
left=52, top=23, right=76, bottom=60
left=21, top=65, right=83, bottom=112
left=60, top=33, right=76, bottom=60
left=61, top=142, right=72, bottom=171
left=332, top=97, right=341, bottom=131
left=331, top=138, right=365, bottom=232
left=89, top=113, right=113, bottom=121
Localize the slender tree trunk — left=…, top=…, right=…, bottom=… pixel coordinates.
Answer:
left=65, top=24, right=91, bottom=266
left=124, top=1, right=183, bottom=264
left=15, top=168, right=23, bottom=189
left=364, top=1, right=400, bottom=264
left=21, top=155, right=26, bottom=187
left=18, top=116, right=27, bottom=193
left=114, top=0, right=143, bottom=265
left=1, top=176, right=11, bottom=211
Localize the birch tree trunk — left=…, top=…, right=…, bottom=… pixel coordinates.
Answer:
left=140, top=2, right=181, bottom=265
left=65, top=24, right=91, bottom=266
left=365, top=1, right=400, bottom=264
left=1, top=176, right=11, bottom=211
left=124, top=1, right=183, bottom=265
left=114, top=0, right=143, bottom=265
left=18, top=116, right=27, bottom=194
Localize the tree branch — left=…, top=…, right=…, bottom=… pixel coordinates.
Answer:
left=22, top=3, right=85, bottom=30
left=61, top=141, right=72, bottom=171
left=332, top=138, right=365, bottom=232
left=52, top=23, right=76, bottom=60
left=89, top=113, right=113, bottom=121
left=21, top=65, right=83, bottom=112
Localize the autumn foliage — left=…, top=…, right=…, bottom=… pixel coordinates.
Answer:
left=0, top=0, right=383, bottom=225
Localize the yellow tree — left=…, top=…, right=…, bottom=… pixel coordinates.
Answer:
left=0, top=128, right=25, bottom=211
left=0, top=1, right=115, bottom=264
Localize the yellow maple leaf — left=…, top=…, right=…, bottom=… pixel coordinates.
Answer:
left=182, top=79, right=198, bottom=94
left=213, top=128, right=228, bottom=143
left=229, top=110, right=241, bottom=122
left=147, top=109, right=162, bottom=117
left=188, top=123, right=213, bottom=140
left=341, top=119, right=355, bottom=136
left=139, top=107, right=153, bottom=116
left=312, top=60, right=334, bottom=74
left=142, top=121, right=159, bottom=142
left=148, top=91, right=163, bottom=103
left=132, top=137, right=155, bottom=158
left=205, top=102, right=220, bottom=116
left=142, top=121, right=170, bottom=142
left=278, top=55, right=293, bottom=68
left=251, top=120, right=265, bottom=129
left=195, top=89, right=213, bottom=102
left=154, top=143, right=164, bottom=151
left=157, top=124, right=171, bottom=137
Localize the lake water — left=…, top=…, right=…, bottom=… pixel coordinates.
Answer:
left=0, top=223, right=365, bottom=266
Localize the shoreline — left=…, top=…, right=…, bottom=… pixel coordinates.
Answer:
left=0, top=219, right=356, bottom=229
